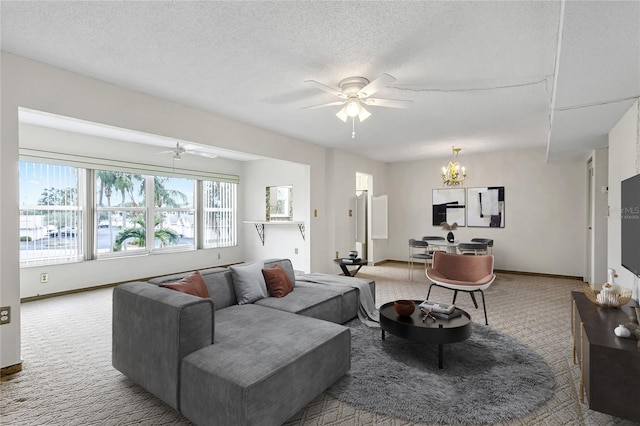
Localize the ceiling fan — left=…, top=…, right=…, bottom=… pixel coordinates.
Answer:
left=158, top=142, right=218, bottom=160
left=303, top=73, right=412, bottom=137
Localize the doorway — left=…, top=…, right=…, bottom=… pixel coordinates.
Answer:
left=356, top=172, right=373, bottom=262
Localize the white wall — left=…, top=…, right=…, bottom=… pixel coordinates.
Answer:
left=387, top=148, right=586, bottom=276
left=326, top=149, right=388, bottom=267
left=608, top=100, right=640, bottom=296
left=242, top=158, right=310, bottom=272
left=590, top=148, right=609, bottom=284
left=0, top=52, right=332, bottom=369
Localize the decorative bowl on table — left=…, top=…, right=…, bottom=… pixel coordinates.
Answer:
left=394, top=300, right=416, bottom=317
left=583, top=283, right=633, bottom=308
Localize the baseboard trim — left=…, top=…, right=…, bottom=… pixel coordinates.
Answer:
left=1, top=362, right=23, bottom=378
left=493, top=269, right=583, bottom=281
left=375, top=260, right=583, bottom=281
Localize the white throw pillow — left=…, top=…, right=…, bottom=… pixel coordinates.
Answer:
left=230, top=261, right=269, bottom=304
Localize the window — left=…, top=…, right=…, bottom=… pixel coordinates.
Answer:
left=19, top=159, right=238, bottom=267
left=96, top=173, right=196, bottom=256
left=203, top=181, right=237, bottom=248
left=151, top=176, right=195, bottom=251
left=96, top=171, right=146, bottom=255
left=19, top=162, right=83, bottom=266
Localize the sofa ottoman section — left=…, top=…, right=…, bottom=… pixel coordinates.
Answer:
left=179, top=304, right=350, bottom=426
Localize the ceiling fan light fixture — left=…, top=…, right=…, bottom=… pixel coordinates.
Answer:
left=345, top=98, right=361, bottom=117
left=336, top=106, right=348, bottom=122
left=358, top=106, right=371, bottom=122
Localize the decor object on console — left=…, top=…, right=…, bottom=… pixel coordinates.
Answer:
left=583, top=283, right=632, bottom=308
left=614, top=324, right=631, bottom=338
left=441, top=146, right=466, bottom=186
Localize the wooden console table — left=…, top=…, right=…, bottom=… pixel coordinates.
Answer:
left=571, top=291, right=640, bottom=422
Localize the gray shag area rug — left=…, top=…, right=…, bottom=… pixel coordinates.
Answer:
left=326, top=320, right=555, bottom=425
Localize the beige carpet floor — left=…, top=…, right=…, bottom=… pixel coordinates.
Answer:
left=1, top=262, right=638, bottom=425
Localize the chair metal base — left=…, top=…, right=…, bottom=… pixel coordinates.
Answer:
left=426, top=282, right=489, bottom=325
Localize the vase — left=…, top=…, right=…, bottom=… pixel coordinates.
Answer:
left=394, top=300, right=415, bottom=317
left=447, top=231, right=455, bottom=243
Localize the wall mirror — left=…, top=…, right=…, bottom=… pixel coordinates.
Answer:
left=432, top=188, right=466, bottom=226
left=266, top=185, right=293, bottom=221
left=467, top=186, right=505, bottom=227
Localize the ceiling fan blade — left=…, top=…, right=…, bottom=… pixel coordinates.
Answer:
left=158, top=149, right=176, bottom=155
left=362, top=98, right=413, bottom=108
left=301, top=100, right=346, bottom=110
left=305, top=80, right=347, bottom=99
left=357, top=73, right=396, bottom=98
left=187, top=150, right=218, bottom=159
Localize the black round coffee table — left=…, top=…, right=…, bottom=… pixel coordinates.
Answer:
left=379, top=300, right=472, bottom=369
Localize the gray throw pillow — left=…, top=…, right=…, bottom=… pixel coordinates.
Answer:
left=230, top=261, right=269, bottom=304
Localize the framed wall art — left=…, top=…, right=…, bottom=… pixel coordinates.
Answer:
left=467, top=186, right=505, bottom=227
left=432, top=188, right=466, bottom=227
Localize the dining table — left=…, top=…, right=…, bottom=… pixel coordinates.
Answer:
left=424, top=240, right=463, bottom=254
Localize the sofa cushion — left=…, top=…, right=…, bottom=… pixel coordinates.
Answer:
left=255, top=287, right=343, bottom=323
left=264, top=258, right=296, bottom=287
left=230, top=261, right=269, bottom=304
left=160, top=271, right=209, bottom=298
left=262, top=264, right=294, bottom=298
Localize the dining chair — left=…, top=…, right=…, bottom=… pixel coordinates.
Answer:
left=425, top=252, right=496, bottom=325
left=408, top=239, right=432, bottom=280
left=471, top=238, right=494, bottom=254
left=457, top=242, right=488, bottom=255
left=421, top=236, right=446, bottom=255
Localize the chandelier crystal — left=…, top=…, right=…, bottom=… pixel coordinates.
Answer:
left=441, top=146, right=467, bottom=186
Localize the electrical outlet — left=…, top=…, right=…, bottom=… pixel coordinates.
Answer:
left=40, top=273, right=49, bottom=283
left=294, top=248, right=299, bottom=255
left=0, top=306, right=10, bottom=325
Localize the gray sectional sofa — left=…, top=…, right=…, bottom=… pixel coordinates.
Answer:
left=112, top=258, right=375, bottom=426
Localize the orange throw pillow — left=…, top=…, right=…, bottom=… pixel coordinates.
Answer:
left=160, top=271, right=209, bottom=298
left=262, top=264, right=294, bottom=298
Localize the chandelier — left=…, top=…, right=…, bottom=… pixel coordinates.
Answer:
left=441, top=146, right=467, bottom=186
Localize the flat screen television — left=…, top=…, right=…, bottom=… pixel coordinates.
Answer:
left=621, top=173, right=640, bottom=277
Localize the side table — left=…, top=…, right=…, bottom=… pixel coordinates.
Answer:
left=333, top=258, right=368, bottom=277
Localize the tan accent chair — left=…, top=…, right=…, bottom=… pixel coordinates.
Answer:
left=425, top=252, right=495, bottom=325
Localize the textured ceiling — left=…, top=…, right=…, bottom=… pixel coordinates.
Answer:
left=1, top=1, right=638, bottom=163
